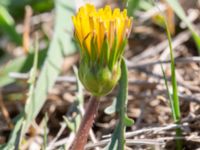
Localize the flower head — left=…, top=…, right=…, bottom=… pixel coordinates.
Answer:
left=72, top=4, right=132, bottom=96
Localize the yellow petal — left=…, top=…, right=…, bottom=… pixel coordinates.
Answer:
left=72, top=4, right=132, bottom=57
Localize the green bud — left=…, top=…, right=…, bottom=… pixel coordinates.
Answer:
left=78, top=62, right=121, bottom=97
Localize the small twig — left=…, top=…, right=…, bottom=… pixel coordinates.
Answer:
left=127, top=56, right=200, bottom=68
left=85, top=139, right=164, bottom=149
left=31, top=12, right=53, bottom=25
left=178, top=94, right=200, bottom=104
left=0, top=90, right=13, bottom=129
left=134, top=102, right=145, bottom=129
left=181, top=114, right=200, bottom=123
left=23, top=6, right=32, bottom=54
left=46, top=123, right=67, bottom=150
left=136, top=3, right=167, bottom=24
left=89, top=129, right=100, bottom=150
left=85, top=115, right=200, bottom=149
left=136, top=68, right=200, bottom=93
left=69, top=96, right=100, bottom=150
left=130, top=30, right=191, bottom=63
left=85, top=124, right=188, bottom=149
left=86, top=135, right=200, bottom=149
left=8, top=73, right=157, bottom=89
left=125, top=136, right=200, bottom=146
left=156, top=136, right=200, bottom=142
left=104, top=123, right=187, bottom=139
left=126, top=139, right=165, bottom=146
left=49, top=133, right=75, bottom=150
left=5, top=71, right=200, bottom=104
left=9, top=56, right=200, bottom=81
left=128, top=89, right=200, bottom=104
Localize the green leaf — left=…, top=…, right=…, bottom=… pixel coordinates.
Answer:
left=21, top=0, right=76, bottom=133
left=162, top=15, right=182, bottom=149
left=164, top=18, right=181, bottom=123
left=104, top=98, right=117, bottom=115
left=160, top=64, right=176, bottom=121
left=166, top=0, right=200, bottom=53
left=0, top=5, right=21, bottom=44
left=0, top=0, right=53, bottom=17
left=2, top=37, right=40, bottom=150
left=126, top=0, right=154, bottom=16
left=23, top=37, right=39, bottom=139
left=124, top=115, right=134, bottom=127
left=139, top=0, right=154, bottom=11
left=4, top=0, right=77, bottom=149
left=127, top=0, right=140, bottom=16
left=105, top=58, right=132, bottom=150
left=0, top=49, right=47, bottom=87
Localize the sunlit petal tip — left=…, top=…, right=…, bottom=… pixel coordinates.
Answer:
left=125, top=28, right=131, bottom=38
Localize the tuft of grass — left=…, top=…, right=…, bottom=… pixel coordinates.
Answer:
left=161, top=16, right=182, bottom=150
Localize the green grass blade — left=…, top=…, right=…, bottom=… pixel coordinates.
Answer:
left=163, top=16, right=182, bottom=150
left=164, top=20, right=181, bottom=123
left=0, top=5, right=21, bottom=44
left=166, top=0, right=200, bottom=53
left=160, top=63, right=176, bottom=120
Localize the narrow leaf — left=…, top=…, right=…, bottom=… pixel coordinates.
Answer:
left=0, top=5, right=21, bottom=44
left=166, top=0, right=200, bottom=53
left=5, top=0, right=77, bottom=149
left=105, top=58, right=132, bottom=150
left=104, top=98, right=117, bottom=115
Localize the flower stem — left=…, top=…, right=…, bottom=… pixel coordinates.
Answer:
left=69, top=96, right=100, bottom=150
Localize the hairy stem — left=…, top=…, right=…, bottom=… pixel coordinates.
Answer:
left=69, top=96, right=100, bottom=150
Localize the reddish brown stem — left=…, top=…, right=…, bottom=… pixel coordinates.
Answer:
left=70, top=96, right=100, bottom=150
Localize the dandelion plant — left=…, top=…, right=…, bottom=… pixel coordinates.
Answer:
left=70, top=4, right=132, bottom=150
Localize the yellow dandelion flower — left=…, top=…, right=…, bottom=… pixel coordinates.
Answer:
left=72, top=4, right=132, bottom=96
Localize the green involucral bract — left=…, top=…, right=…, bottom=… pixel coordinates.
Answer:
left=78, top=62, right=121, bottom=97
